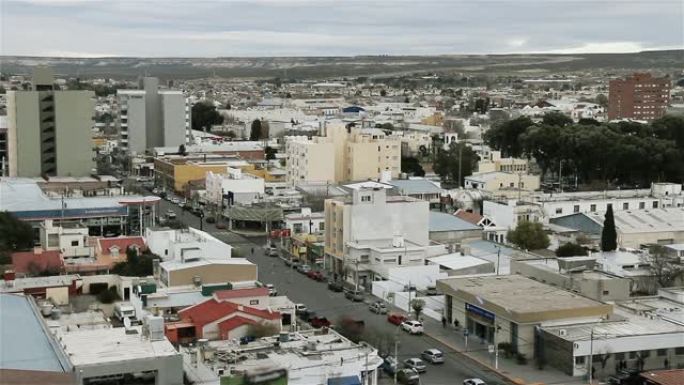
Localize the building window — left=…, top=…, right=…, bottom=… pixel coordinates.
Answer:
left=602, top=290, right=609, bottom=295
left=641, top=350, right=651, bottom=358
left=657, top=349, right=667, bottom=357
left=575, top=356, right=585, bottom=365
left=629, top=352, right=637, bottom=359
left=653, top=201, right=659, bottom=208
left=623, top=202, right=629, bottom=210
left=555, top=208, right=563, bottom=215
left=71, top=240, right=79, bottom=246
left=319, top=222, right=324, bottom=231
left=574, top=205, right=580, bottom=213
left=639, top=202, right=645, bottom=209
left=675, top=347, right=684, bottom=355
left=615, top=352, right=625, bottom=360
left=293, top=223, right=303, bottom=234
left=590, top=204, right=596, bottom=212
left=361, top=195, right=371, bottom=202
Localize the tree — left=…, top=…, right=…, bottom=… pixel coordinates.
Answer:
left=265, top=146, right=277, bottom=161
left=380, top=89, right=387, bottom=97
left=433, top=143, right=477, bottom=186
left=601, top=205, right=617, bottom=252
left=555, top=242, right=587, bottom=257
left=250, top=119, right=263, bottom=141
left=178, top=144, right=187, bottom=156
left=483, top=116, right=533, bottom=157
left=542, top=111, right=573, bottom=127
left=507, top=221, right=550, bottom=250
left=595, top=94, right=608, bottom=107
left=401, top=157, right=425, bottom=176
left=411, top=299, right=425, bottom=320
left=191, top=102, right=224, bottom=131
left=649, top=246, right=684, bottom=290
left=247, top=322, right=280, bottom=338
left=0, top=212, right=34, bottom=252
left=111, top=248, right=158, bottom=277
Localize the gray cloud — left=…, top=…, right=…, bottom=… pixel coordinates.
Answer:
left=1, top=0, right=682, bottom=57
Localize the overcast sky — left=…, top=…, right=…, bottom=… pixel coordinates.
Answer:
left=1, top=0, right=682, bottom=57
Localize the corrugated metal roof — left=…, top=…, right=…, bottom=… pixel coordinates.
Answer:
left=429, top=212, right=480, bottom=232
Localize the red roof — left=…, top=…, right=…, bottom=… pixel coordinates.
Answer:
left=97, top=236, right=146, bottom=254
left=178, top=298, right=280, bottom=329
left=218, top=316, right=257, bottom=335
left=214, top=287, right=269, bottom=301
left=640, top=369, right=684, bottom=385
left=11, top=250, right=63, bottom=275
left=454, top=209, right=483, bottom=225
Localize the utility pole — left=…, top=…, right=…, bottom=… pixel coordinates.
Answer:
left=588, top=328, right=594, bottom=385
left=458, top=144, right=463, bottom=187
left=559, top=159, right=563, bottom=193
left=494, top=323, right=499, bottom=370
left=355, top=260, right=359, bottom=291
left=496, top=247, right=501, bottom=275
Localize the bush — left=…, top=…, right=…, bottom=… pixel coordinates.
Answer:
left=556, top=242, right=588, bottom=257
left=97, top=286, right=121, bottom=304
left=498, top=342, right=515, bottom=358
left=247, top=322, right=280, bottom=338
left=89, top=282, right=109, bottom=295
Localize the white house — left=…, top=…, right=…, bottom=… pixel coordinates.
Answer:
left=205, top=167, right=265, bottom=206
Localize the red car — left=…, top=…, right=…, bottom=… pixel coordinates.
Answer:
left=307, top=270, right=325, bottom=281
left=309, top=316, right=331, bottom=329
left=387, top=313, right=408, bottom=326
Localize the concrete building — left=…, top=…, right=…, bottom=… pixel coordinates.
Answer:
left=284, top=207, right=325, bottom=235
left=608, top=73, right=671, bottom=122
left=0, top=115, right=8, bottom=176
left=324, top=186, right=429, bottom=285
left=205, top=167, right=265, bottom=206
left=182, top=328, right=382, bottom=385
left=428, top=211, right=483, bottom=245
left=437, top=275, right=612, bottom=357
left=464, top=171, right=540, bottom=197
left=510, top=257, right=632, bottom=301
left=285, top=135, right=336, bottom=184
left=476, top=151, right=529, bottom=174
left=6, top=67, right=94, bottom=177
left=117, top=77, right=189, bottom=153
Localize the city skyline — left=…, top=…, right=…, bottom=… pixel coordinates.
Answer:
left=1, top=0, right=682, bottom=58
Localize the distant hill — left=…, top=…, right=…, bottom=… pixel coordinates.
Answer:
left=1, top=50, right=681, bottom=80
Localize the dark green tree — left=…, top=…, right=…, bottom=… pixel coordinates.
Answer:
left=0, top=212, right=34, bottom=252
left=507, top=221, right=550, bottom=250
left=250, top=119, right=263, bottom=141
left=556, top=242, right=588, bottom=257
left=542, top=111, right=573, bottom=127
left=191, top=102, right=224, bottom=131
left=401, top=157, right=425, bottom=176
left=601, top=205, right=617, bottom=252
left=265, top=146, right=277, bottom=160
left=380, top=89, right=387, bottom=97
left=483, top=116, right=533, bottom=157
left=433, top=143, right=477, bottom=186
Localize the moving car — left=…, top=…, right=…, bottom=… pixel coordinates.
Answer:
left=369, top=301, right=388, bottom=314
left=387, top=313, right=407, bottom=325
left=403, top=358, right=427, bottom=373
left=421, top=349, right=444, bottom=364
left=401, top=320, right=424, bottom=335
left=294, top=303, right=308, bottom=315
left=396, top=369, right=420, bottom=385
left=344, top=289, right=364, bottom=302
left=327, top=280, right=344, bottom=292
left=165, top=210, right=177, bottom=220
left=463, top=379, right=486, bottom=385
left=297, top=264, right=311, bottom=274
left=266, top=284, right=277, bottom=296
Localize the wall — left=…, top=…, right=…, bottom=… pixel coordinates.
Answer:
left=160, top=92, right=187, bottom=148
left=429, top=228, right=483, bottom=245
left=76, top=352, right=183, bottom=385
left=122, top=93, right=147, bottom=153
left=7, top=91, right=42, bottom=177
left=167, top=263, right=257, bottom=286
left=46, top=286, right=69, bottom=305
left=54, top=92, right=95, bottom=177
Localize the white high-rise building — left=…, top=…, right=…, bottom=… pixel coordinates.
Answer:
left=117, top=77, right=189, bottom=154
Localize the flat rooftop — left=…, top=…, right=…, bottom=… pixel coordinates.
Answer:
left=0, top=294, right=69, bottom=372
left=58, top=326, right=179, bottom=367
left=586, top=208, right=684, bottom=234
left=427, top=254, right=491, bottom=270
left=438, top=274, right=610, bottom=318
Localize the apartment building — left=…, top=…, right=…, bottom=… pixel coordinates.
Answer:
left=285, top=123, right=400, bottom=185
left=117, top=77, right=190, bottom=153
left=324, top=186, right=429, bottom=286
left=608, top=73, right=671, bottom=121
left=0, top=115, right=8, bottom=176
left=6, top=67, right=94, bottom=177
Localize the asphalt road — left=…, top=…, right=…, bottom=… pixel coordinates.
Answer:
left=156, top=195, right=506, bottom=385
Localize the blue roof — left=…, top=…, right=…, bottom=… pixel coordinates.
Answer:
left=328, top=376, right=362, bottom=385
left=342, top=106, right=365, bottom=113
left=0, top=294, right=69, bottom=372
left=429, top=211, right=481, bottom=232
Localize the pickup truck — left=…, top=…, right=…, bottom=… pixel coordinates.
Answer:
left=309, top=316, right=331, bottom=329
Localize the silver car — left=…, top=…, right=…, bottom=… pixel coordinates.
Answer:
left=369, top=302, right=388, bottom=314
left=421, top=349, right=444, bottom=364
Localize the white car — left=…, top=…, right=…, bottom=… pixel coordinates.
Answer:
left=463, top=379, right=486, bottom=385
left=295, top=303, right=308, bottom=315
left=421, top=349, right=444, bottom=364
left=401, top=320, right=424, bottom=334
left=266, top=284, right=277, bottom=296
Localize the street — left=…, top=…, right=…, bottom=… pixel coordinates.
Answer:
left=156, top=196, right=507, bottom=385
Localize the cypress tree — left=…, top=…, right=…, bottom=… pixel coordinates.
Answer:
left=601, top=204, right=617, bottom=251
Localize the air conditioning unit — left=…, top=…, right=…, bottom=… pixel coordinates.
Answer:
left=559, top=329, right=567, bottom=336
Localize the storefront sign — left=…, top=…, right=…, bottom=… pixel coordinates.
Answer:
left=465, top=303, right=495, bottom=321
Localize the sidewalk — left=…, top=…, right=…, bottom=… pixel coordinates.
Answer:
left=421, top=317, right=586, bottom=385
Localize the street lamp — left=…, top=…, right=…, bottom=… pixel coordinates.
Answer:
left=199, top=211, right=204, bottom=232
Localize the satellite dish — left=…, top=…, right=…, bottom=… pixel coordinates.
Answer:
left=123, top=316, right=132, bottom=329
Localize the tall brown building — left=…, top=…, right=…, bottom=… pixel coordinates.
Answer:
left=608, top=73, right=671, bottom=122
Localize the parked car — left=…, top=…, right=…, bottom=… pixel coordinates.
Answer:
left=205, top=217, right=216, bottom=224
left=421, top=349, right=444, bottom=364
left=266, top=284, right=277, bottom=296
left=387, top=313, right=408, bottom=325
left=403, top=358, right=427, bottom=373
left=294, top=304, right=308, bottom=315
left=425, top=287, right=439, bottom=296
left=215, top=223, right=226, bottom=229
left=267, top=248, right=279, bottom=257
left=396, top=369, right=420, bottom=385
left=327, top=280, right=344, bottom=292
left=297, top=264, right=311, bottom=274
left=309, top=316, right=331, bottom=329
left=166, top=210, right=177, bottom=220
left=463, top=379, right=486, bottom=385
left=369, top=301, right=388, bottom=314
left=344, top=289, right=364, bottom=302
left=401, top=320, right=424, bottom=335
left=381, top=356, right=398, bottom=375
left=307, top=270, right=325, bottom=281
